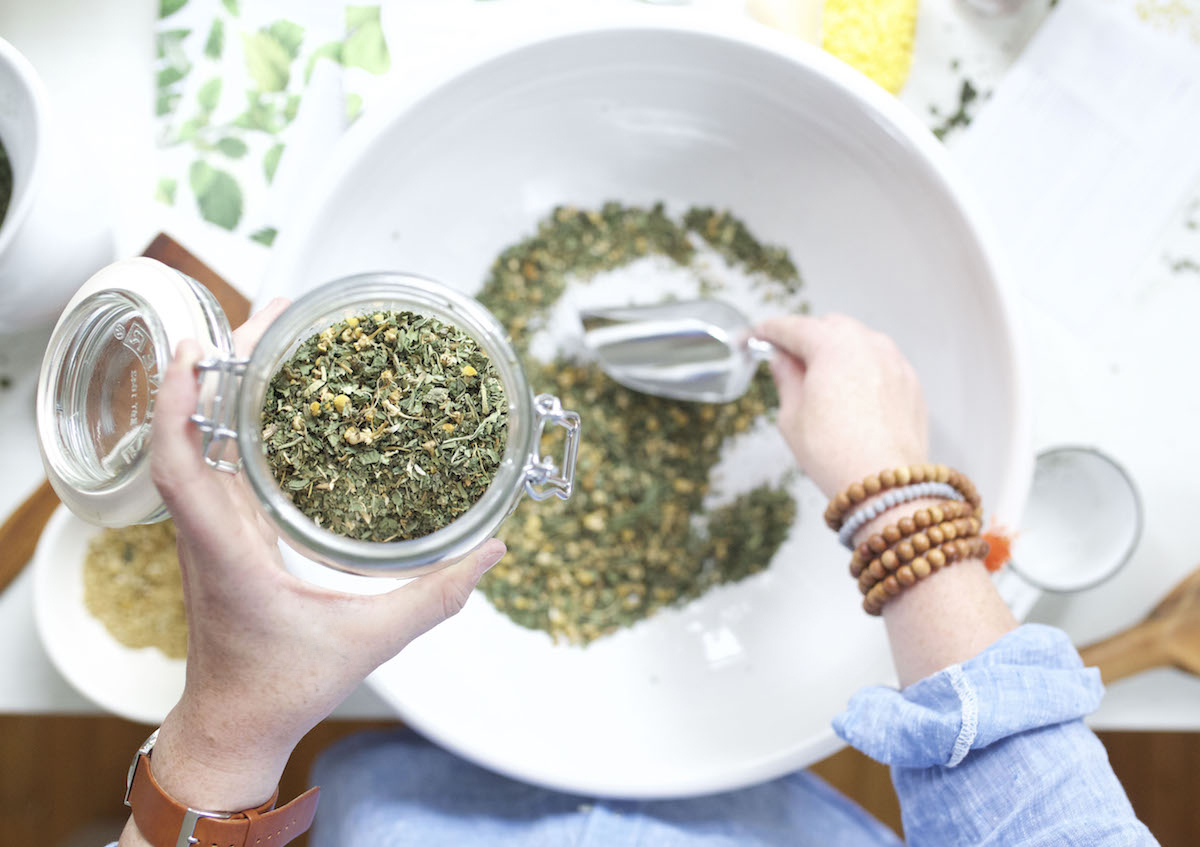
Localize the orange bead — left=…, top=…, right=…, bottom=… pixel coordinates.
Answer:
left=898, top=517, right=916, bottom=536
left=912, top=532, right=931, bottom=554
left=914, top=510, right=932, bottom=529
left=869, top=560, right=887, bottom=581
left=883, top=575, right=901, bottom=596
left=943, top=522, right=959, bottom=541
left=928, top=526, right=945, bottom=545
left=910, top=465, right=927, bottom=483
left=881, top=550, right=899, bottom=571
left=849, top=483, right=867, bottom=504
left=868, top=535, right=888, bottom=554
left=896, top=565, right=916, bottom=587
left=864, top=475, right=882, bottom=496
left=834, top=491, right=851, bottom=513
left=929, top=505, right=945, bottom=524
left=880, top=469, right=897, bottom=488
left=935, top=464, right=950, bottom=483
left=912, top=557, right=932, bottom=578
left=850, top=559, right=863, bottom=578
left=856, top=542, right=872, bottom=562
left=883, top=525, right=902, bottom=544
left=895, top=466, right=912, bottom=486
left=896, top=541, right=915, bottom=562
left=927, top=548, right=947, bottom=569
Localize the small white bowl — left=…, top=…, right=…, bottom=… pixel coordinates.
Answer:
left=1010, top=446, right=1142, bottom=593
left=32, top=506, right=184, bottom=725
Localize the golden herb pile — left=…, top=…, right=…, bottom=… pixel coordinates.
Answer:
left=83, top=521, right=187, bottom=659
left=262, top=311, right=508, bottom=541
left=477, top=202, right=803, bottom=644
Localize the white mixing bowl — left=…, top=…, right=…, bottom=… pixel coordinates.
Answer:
left=265, top=19, right=1031, bottom=797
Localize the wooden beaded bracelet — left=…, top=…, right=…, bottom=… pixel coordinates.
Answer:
left=856, top=514, right=983, bottom=594
left=824, top=464, right=980, bottom=531
left=848, top=501, right=981, bottom=578
left=862, top=536, right=990, bottom=616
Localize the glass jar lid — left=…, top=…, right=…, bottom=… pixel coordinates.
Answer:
left=36, top=258, right=234, bottom=525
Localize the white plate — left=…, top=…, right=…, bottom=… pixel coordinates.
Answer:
left=32, top=506, right=185, bottom=725
left=264, top=19, right=1033, bottom=797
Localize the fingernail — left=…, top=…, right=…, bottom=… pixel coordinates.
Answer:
left=476, top=539, right=506, bottom=574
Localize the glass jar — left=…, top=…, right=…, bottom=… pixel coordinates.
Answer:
left=37, top=258, right=580, bottom=577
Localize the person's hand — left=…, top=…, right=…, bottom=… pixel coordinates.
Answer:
left=756, top=314, right=928, bottom=498
left=141, top=300, right=506, bottom=815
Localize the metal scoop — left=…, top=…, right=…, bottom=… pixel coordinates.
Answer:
left=580, top=299, right=774, bottom=403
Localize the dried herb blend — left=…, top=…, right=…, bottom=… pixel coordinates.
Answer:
left=84, top=521, right=187, bottom=659
left=476, top=202, right=803, bottom=644
left=262, top=311, right=508, bottom=542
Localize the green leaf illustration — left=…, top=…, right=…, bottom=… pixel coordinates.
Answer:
left=234, top=91, right=282, bottom=133
left=155, top=178, right=177, bottom=206
left=196, top=77, right=222, bottom=112
left=243, top=31, right=292, bottom=92
left=156, top=65, right=189, bottom=89
left=156, top=28, right=190, bottom=61
left=249, top=226, right=278, bottom=246
left=189, top=161, right=243, bottom=230
left=305, top=41, right=343, bottom=83
left=264, top=143, right=284, bottom=183
left=346, top=92, right=363, bottom=123
left=283, top=94, right=301, bottom=124
left=156, top=91, right=181, bottom=117
left=215, top=137, right=248, bottom=158
left=160, top=0, right=188, bottom=19
left=267, top=20, right=305, bottom=59
left=342, top=6, right=390, bottom=74
left=204, top=19, right=224, bottom=59
left=175, top=116, right=207, bottom=144
left=221, top=0, right=239, bottom=16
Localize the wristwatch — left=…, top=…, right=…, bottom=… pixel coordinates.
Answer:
left=124, top=729, right=320, bottom=847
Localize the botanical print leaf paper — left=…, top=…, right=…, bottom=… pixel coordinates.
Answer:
left=154, top=0, right=392, bottom=242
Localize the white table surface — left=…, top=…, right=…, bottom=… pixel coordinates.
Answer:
left=2, top=0, right=1199, bottom=729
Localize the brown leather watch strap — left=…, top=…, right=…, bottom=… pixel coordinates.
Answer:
left=129, top=753, right=319, bottom=847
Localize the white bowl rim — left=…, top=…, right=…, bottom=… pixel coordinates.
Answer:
left=32, top=505, right=184, bottom=726
left=268, top=15, right=1034, bottom=797
left=0, top=36, right=48, bottom=257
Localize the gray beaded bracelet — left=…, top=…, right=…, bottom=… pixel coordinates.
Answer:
left=837, top=481, right=964, bottom=548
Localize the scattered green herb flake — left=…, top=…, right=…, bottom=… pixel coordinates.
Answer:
left=932, top=79, right=979, bottom=142
left=283, top=94, right=302, bottom=124
left=189, top=160, right=243, bottom=229
left=475, top=202, right=804, bottom=644
left=221, top=0, right=239, bottom=16
left=262, top=311, right=509, bottom=542
left=203, top=19, right=224, bottom=59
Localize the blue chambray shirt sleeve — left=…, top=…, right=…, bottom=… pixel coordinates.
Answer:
left=834, top=624, right=1158, bottom=846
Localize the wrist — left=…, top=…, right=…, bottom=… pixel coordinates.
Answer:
left=150, top=698, right=293, bottom=813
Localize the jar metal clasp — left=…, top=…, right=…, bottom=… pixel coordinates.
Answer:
left=524, top=394, right=581, bottom=501
left=190, top=357, right=249, bottom=474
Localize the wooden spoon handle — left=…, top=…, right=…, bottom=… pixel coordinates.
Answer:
left=0, top=480, right=60, bottom=595
left=1079, top=618, right=1173, bottom=685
